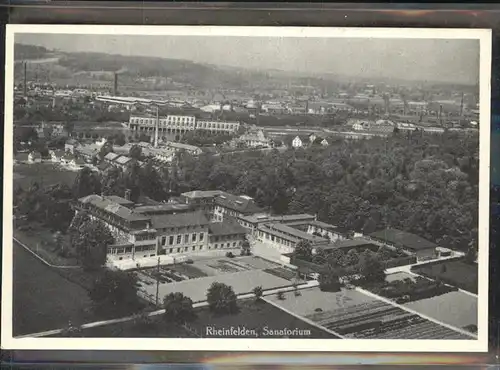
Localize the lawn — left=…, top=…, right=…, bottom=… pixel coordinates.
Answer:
left=411, top=260, right=478, bottom=294
left=404, top=291, right=478, bottom=333
left=54, top=299, right=338, bottom=338
left=12, top=240, right=94, bottom=336
left=13, top=161, right=78, bottom=189
left=168, top=263, right=210, bottom=279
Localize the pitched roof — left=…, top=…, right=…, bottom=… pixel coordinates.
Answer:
left=78, top=194, right=149, bottom=222
left=209, top=221, right=247, bottom=236
left=239, top=213, right=315, bottom=225
left=114, top=155, right=132, bottom=165
left=369, top=228, right=438, bottom=251
left=104, top=152, right=120, bottom=161
left=215, top=193, right=265, bottom=215
left=320, top=238, right=378, bottom=251
left=150, top=211, right=209, bottom=229
left=181, top=190, right=223, bottom=199
left=134, top=203, right=191, bottom=214
left=105, top=195, right=135, bottom=206
left=258, top=223, right=329, bottom=244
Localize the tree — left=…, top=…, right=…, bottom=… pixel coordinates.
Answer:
left=163, top=292, right=195, bottom=324
left=293, top=240, right=313, bottom=262
left=98, top=141, right=114, bottom=160
left=102, top=166, right=126, bottom=197
left=241, top=239, right=251, bottom=256
left=129, top=144, right=142, bottom=160
left=140, top=160, right=166, bottom=201
left=312, top=247, right=329, bottom=265
left=343, top=249, right=360, bottom=266
left=318, top=266, right=341, bottom=292
left=276, top=290, right=285, bottom=300
left=465, top=245, right=477, bottom=264
left=252, top=286, right=263, bottom=301
left=358, top=249, right=386, bottom=283
left=72, top=167, right=101, bottom=199
left=89, top=269, right=141, bottom=318
left=206, top=282, right=238, bottom=314
left=73, top=219, right=114, bottom=270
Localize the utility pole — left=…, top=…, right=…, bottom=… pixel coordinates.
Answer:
left=23, top=62, right=27, bottom=97
left=155, top=256, right=160, bottom=307
left=154, top=104, right=159, bottom=148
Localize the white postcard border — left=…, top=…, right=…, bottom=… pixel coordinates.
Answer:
left=2, top=25, right=492, bottom=352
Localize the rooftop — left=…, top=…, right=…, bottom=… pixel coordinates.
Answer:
left=134, top=203, right=191, bottom=214
left=150, top=210, right=209, bottom=229
left=215, top=192, right=265, bottom=215
left=209, top=221, right=247, bottom=236
left=78, top=194, right=150, bottom=222
left=259, top=223, right=329, bottom=244
left=104, top=152, right=120, bottom=161
left=181, top=190, right=223, bottom=199
left=369, top=228, right=438, bottom=251
left=105, top=195, right=135, bottom=206
left=320, top=238, right=378, bottom=251
left=114, top=156, right=132, bottom=165
left=239, top=213, right=315, bottom=224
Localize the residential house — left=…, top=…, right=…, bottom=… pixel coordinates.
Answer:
left=238, top=129, right=271, bottom=148
left=292, top=136, right=304, bottom=148
left=28, top=151, right=42, bottom=163
left=113, top=155, right=133, bottom=170
left=103, top=152, right=120, bottom=164
left=308, top=133, right=317, bottom=144
left=49, top=149, right=65, bottom=163
left=65, top=139, right=79, bottom=154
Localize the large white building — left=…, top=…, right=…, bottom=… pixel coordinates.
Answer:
left=128, top=114, right=240, bottom=136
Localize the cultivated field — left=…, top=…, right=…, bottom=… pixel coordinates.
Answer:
left=267, top=287, right=472, bottom=340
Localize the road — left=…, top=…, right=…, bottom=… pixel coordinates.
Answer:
left=12, top=239, right=92, bottom=336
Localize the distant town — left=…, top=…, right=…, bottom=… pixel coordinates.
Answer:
left=11, top=41, right=479, bottom=342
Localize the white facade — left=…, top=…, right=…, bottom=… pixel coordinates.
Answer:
left=292, top=136, right=303, bottom=148
left=128, top=114, right=240, bottom=135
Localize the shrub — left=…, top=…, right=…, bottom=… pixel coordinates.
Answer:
left=226, top=252, right=234, bottom=258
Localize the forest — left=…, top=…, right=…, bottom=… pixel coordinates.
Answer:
left=170, top=131, right=479, bottom=252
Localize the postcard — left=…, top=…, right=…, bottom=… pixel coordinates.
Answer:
left=1, top=25, right=491, bottom=352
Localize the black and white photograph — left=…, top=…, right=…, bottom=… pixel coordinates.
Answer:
left=1, top=25, right=491, bottom=352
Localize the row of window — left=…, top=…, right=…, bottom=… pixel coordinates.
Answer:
left=129, top=118, right=238, bottom=131
left=258, top=231, right=296, bottom=248
left=160, top=232, right=205, bottom=246
left=108, top=244, right=155, bottom=255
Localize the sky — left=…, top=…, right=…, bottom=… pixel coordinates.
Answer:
left=16, top=33, right=480, bottom=85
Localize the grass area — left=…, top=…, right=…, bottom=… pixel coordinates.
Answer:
left=411, top=259, right=478, bottom=294
left=13, top=161, right=78, bottom=189
left=13, top=240, right=94, bottom=336
left=60, top=299, right=338, bottom=338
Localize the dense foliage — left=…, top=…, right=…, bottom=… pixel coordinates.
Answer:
left=180, top=130, right=236, bottom=147
left=172, top=132, right=479, bottom=251
left=206, top=282, right=238, bottom=314
left=72, top=218, right=114, bottom=270
left=14, top=182, right=74, bottom=233
left=89, top=269, right=142, bottom=318
left=163, top=292, right=195, bottom=324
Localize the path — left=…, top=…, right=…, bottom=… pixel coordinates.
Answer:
left=16, top=280, right=319, bottom=338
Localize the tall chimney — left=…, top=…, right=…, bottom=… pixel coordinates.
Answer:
left=154, top=105, right=159, bottom=148
left=23, top=62, right=27, bottom=97
left=460, top=92, right=464, bottom=118
left=113, top=72, right=118, bottom=96
left=439, top=104, right=443, bottom=126
left=305, top=100, right=309, bottom=114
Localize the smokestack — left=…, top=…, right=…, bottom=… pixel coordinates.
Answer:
left=439, top=104, right=443, bottom=125
left=114, top=73, right=118, bottom=96
left=460, top=92, right=464, bottom=117
left=154, top=105, right=159, bottom=148
left=23, top=62, right=27, bottom=97
left=305, top=100, right=309, bottom=114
